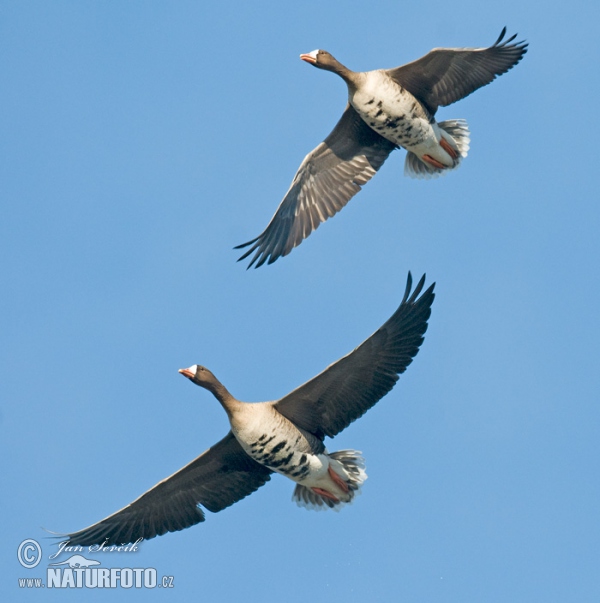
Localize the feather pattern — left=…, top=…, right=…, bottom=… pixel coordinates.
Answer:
left=387, top=27, right=528, bottom=115
left=235, top=105, right=396, bottom=268
left=65, top=432, right=272, bottom=546
left=275, top=273, right=434, bottom=439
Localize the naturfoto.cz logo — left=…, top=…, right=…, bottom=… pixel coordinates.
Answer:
left=17, top=539, right=174, bottom=590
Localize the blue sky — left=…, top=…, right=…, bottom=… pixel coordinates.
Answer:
left=2, top=1, right=599, bottom=601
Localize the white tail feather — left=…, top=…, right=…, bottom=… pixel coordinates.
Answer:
left=292, top=450, right=367, bottom=511
left=404, top=119, right=471, bottom=180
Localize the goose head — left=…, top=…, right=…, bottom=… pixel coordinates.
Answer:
left=179, top=364, right=239, bottom=411
left=179, top=364, right=220, bottom=390
left=300, top=49, right=347, bottom=74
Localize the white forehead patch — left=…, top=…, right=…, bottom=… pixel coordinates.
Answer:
left=308, top=49, right=319, bottom=60
left=187, top=364, right=198, bottom=373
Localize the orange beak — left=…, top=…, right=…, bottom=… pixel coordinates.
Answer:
left=300, top=53, right=316, bottom=64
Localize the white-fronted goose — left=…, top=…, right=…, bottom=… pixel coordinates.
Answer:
left=236, top=28, right=527, bottom=268
left=63, top=273, right=434, bottom=546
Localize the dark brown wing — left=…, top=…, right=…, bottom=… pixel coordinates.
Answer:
left=64, top=432, right=272, bottom=545
left=274, top=273, right=434, bottom=440
left=387, top=27, right=528, bottom=115
left=235, top=105, right=396, bottom=268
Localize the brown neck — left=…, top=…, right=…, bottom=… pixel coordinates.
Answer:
left=204, top=379, right=243, bottom=417
left=329, top=60, right=359, bottom=87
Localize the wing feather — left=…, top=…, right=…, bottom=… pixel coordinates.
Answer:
left=275, top=273, right=435, bottom=439
left=64, top=432, right=272, bottom=545
left=387, top=27, right=528, bottom=115
left=236, top=105, right=396, bottom=268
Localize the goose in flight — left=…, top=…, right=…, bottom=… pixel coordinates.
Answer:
left=63, top=273, right=434, bottom=545
left=236, top=28, right=527, bottom=268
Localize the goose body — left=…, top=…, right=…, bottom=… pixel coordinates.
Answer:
left=236, top=28, right=527, bottom=268
left=62, top=272, right=434, bottom=545
left=229, top=402, right=364, bottom=506
left=348, top=69, right=461, bottom=170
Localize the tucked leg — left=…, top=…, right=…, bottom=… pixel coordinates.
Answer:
left=439, top=137, right=459, bottom=159
left=328, top=466, right=349, bottom=493
left=422, top=154, right=447, bottom=169
left=311, top=487, right=339, bottom=502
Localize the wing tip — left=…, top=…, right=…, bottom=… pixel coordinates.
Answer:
left=402, top=271, right=435, bottom=306
left=235, top=239, right=264, bottom=269
left=493, top=26, right=528, bottom=54
left=233, top=236, right=259, bottom=251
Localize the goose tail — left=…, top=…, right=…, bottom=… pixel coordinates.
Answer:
left=404, top=119, right=471, bottom=179
left=292, top=450, right=367, bottom=511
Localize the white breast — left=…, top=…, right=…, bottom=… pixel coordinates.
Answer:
left=350, top=70, right=434, bottom=149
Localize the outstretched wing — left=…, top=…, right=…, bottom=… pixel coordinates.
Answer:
left=387, top=27, right=528, bottom=115
left=274, top=273, right=435, bottom=440
left=64, top=432, right=272, bottom=545
left=235, top=105, right=396, bottom=268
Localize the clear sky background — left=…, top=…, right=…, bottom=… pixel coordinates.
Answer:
left=2, top=1, right=598, bottom=601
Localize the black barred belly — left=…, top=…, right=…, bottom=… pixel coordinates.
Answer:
left=356, top=98, right=430, bottom=148
left=248, top=434, right=312, bottom=481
